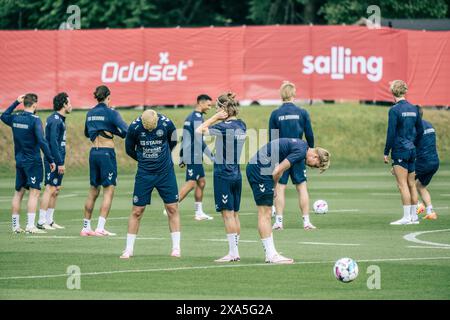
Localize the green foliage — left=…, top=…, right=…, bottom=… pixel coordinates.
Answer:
left=319, top=0, right=448, bottom=25
left=0, top=0, right=448, bottom=30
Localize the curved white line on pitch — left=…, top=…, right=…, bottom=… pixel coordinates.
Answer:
left=403, top=229, right=450, bottom=247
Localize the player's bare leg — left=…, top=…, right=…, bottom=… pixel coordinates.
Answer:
left=25, top=188, right=46, bottom=233
left=46, top=187, right=64, bottom=228
left=37, top=185, right=57, bottom=230
left=120, top=205, right=145, bottom=259
left=234, top=211, right=240, bottom=246
left=94, top=185, right=116, bottom=235
left=194, top=178, right=212, bottom=220
left=391, top=165, right=413, bottom=225
left=407, top=172, right=419, bottom=223
left=11, top=188, right=25, bottom=233
left=178, top=180, right=196, bottom=202
left=165, top=202, right=181, bottom=257
left=273, top=183, right=286, bottom=230
left=81, top=186, right=99, bottom=236
left=258, top=205, right=293, bottom=264
left=215, top=210, right=239, bottom=262
left=296, top=182, right=315, bottom=230
left=416, top=180, right=437, bottom=220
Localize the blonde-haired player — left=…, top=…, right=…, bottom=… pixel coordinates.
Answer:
left=121, top=109, right=180, bottom=258
left=269, top=81, right=316, bottom=230
left=246, top=139, right=330, bottom=263
left=384, top=80, right=424, bottom=225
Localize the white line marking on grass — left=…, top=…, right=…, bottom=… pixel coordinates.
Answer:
left=27, top=236, right=78, bottom=239
left=58, top=194, right=78, bottom=199
left=1, top=256, right=450, bottom=281
left=439, top=194, right=450, bottom=197
left=407, top=246, right=450, bottom=250
left=298, top=241, right=360, bottom=246
left=200, top=238, right=258, bottom=243
left=403, top=229, right=450, bottom=248
left=327, top=209, right=360, bottom=213
left=370, top=193, right=399, bottom=197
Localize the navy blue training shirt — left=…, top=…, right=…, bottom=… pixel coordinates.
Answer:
left=1, top=100, right=54, bottom=166
left=416, top=120, right=439, bottom=170
left=125, top=114, right=177, bottom=174
left=84, top=103, right=128, bottom=142
left=384, top=100, right=424, bottom=159
left=45, top=112, right=66, bottom=166
left=249, top=138, right=308, bottom=177
left=209, top=119, right=247, bottom=181
left=269, top=102, right=314, bottom=147
left=180, top=110, right=213, bottom=164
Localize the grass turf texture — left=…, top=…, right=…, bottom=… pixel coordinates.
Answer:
left=0, top=167, right=449, bottom=300
left=0, top=103, right=449, bottom=299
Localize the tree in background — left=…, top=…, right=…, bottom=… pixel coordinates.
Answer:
left=0, top=0, right=448, bottom=30
left=319, top=0, right=448, bottom=25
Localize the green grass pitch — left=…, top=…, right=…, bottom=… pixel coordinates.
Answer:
left=0, top=166, right=449, bottom=299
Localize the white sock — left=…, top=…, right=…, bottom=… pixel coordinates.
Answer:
left=12, top=214, right=19, bottom=230
left=97, top=216, right=106, bottom=230
left=38, top=209, right=47, bottom=225
left=83, top=219, right=91, bottom=230
left=126, top=233, right=136, bottom=252
left=303, top=215, right=311, bottom=225
left=171, top=231, right=181, bottom=250
left=236, top=234, right=240, bottom=246
left=261, top=234, right=277, bottom=259
left=410, top=204, right=418, bottom=221
left=403, top=205, right=411, bottom=220
left=195, top=202, right=203, bottom=215
left=46, top=208, right=55, bottom=224
left=27, top=213, right=36, bottom=228
left=426, top=205, right=433, bottom=214
left=275, top=215, right=283, bottom=225
left=227, top=233, right=239, bottom=257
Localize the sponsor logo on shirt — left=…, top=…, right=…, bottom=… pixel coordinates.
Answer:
left=424, top=128, right=435, bottom=135
left=302, top=46, right=383, bottom=82
left=401, top=112, right=416, bottom=117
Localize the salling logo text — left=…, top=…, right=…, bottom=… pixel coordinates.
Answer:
left=101, top=52, right=193, bottom=83
left=302, top=46, right=383, bottom=82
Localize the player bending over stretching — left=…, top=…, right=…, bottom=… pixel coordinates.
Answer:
left=246, top=138, right=330, bottom=264
left=81, top=86, right=128, bottom=236
left=0, top=94, right=56, bottom=233
left=121, top=110, right=180, bottom=259
left=384, top=80, right=424, bottom=225
left=196, top=92, right=247, bottom=262
left=37, top=92, right=72, bottom=230
left=415, top=107, right=439, bottom=220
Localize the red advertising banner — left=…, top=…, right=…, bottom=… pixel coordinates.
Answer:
left=0, top=26, right=449, bottom=108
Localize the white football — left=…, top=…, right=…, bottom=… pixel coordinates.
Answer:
left=313, top=200, right=328, bottom=214
left=333, top=258, right=359, bottom=283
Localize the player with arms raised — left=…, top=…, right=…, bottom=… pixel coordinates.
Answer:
left=0, top=94, right=56, bottom=233
left=196, top=92, right=247, bottom=262
left=81, top=85, right=128, bottom=236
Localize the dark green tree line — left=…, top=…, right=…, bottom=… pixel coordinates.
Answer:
left=0, top=0, right=448, bottom=30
